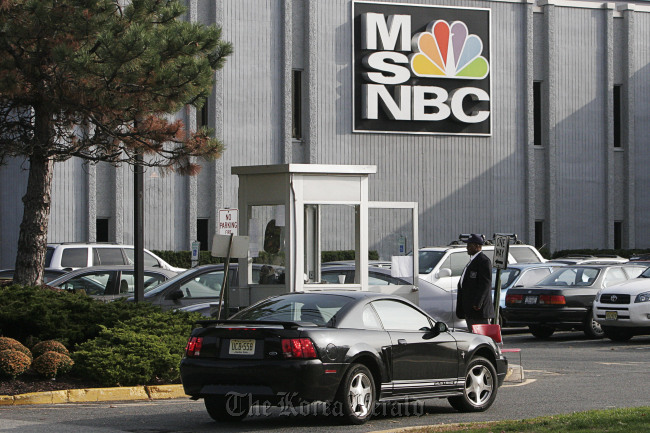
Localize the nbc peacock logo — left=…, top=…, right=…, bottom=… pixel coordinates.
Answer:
left=410, top=20, right=489, bottom=80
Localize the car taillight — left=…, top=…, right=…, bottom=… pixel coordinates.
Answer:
left=539, top=295, right=566, bottom=305
left=185, top=336, right=203, bottom=357
left=506, top=294, right=524, bottom=304
left=281, top=338, right=317, bottom=359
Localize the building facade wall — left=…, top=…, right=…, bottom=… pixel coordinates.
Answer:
left=1, top=0, right=650, bottom=268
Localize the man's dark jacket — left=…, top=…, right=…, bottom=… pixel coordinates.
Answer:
left=456, top=251, right=495, bottom=320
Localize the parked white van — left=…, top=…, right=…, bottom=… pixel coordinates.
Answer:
left=45, top=243, right=185, bottom=273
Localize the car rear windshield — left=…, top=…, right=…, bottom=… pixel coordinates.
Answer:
left=44, top=247, right=54, bottom=268
left=231, top=293, right=354, bottom=326
left=418, top=251, right=445, bottom=274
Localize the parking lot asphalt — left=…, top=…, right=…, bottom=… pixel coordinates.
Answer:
left=0, top=365, right=522, bottom=407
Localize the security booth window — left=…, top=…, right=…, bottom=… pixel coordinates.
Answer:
left=248, top=205, right=286, bottom=285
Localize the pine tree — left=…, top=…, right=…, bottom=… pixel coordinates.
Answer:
left=0, top=0, right=232, bottom=285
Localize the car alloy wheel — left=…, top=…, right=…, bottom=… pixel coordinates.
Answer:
left=336, top=363, right=375, bottom=424
left=583, top=312, right=605, bottom=339
left=449, top=356, right=498, bottom=412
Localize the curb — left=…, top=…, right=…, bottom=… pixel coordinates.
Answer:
left=0, top=366, right=525, bottom=406
left=505, top=364, right=525, bottom=382
left=0, top=384, right=188, bottom=406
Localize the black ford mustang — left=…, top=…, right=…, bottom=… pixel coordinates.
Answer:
left=180, top=291, right=508, bottom=424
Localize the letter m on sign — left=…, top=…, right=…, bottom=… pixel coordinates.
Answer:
left=361, top=13, right=411, bottom=51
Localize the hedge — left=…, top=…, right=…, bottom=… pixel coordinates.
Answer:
left=153, top=249, right=380, bottom=268
left=0, top=285, right=178, bottom=348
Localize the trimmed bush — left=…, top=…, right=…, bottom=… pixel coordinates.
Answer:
left=32, top=351, right=74, bottom=379
left=0, top=285, right=168, bottom=347
left=152, top=249, right=380, bottom=268
left=32, top=340, right=69, bottom=358
left=0, top=336, right=32, bottom=360
left=0, top=349, right=31, bottom=379
left=72, top=310, right=202, bottom=387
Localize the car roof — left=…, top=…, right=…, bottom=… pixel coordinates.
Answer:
left=492, top=263, right=558, bottom=270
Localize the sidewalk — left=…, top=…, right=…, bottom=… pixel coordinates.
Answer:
left=0, top=365, right=523, bottom=406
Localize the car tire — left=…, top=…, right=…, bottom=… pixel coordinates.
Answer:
left=583, top=312, right=605, bottom=339
left=448, top=356, right=498, bottom=412
left=204, top=395, right=250, bottom=422
left=529, top=325, right=555, bottom=339
left=602, top=326, right=633, bottom=342
left=335, top=363, right=375, bottom=425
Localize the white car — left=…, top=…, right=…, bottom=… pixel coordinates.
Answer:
left=45, top=243, right=185, bottom=273
left=418, top=235, right=546, bottom=291
left=593, top=268, right=650, bottom=341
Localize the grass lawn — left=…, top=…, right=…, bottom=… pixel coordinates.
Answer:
left=403, top=407, right=650, bottom=433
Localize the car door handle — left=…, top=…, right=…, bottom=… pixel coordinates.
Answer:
left=398, top=339, right=407, bottom=345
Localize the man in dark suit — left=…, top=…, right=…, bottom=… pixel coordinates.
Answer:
left=456, top=234, right=495, bottom=331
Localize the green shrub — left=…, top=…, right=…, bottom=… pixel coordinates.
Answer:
left=72, top=310, right=202, bottom=387
left=152, top=249, right=380, bottom=268
left=0, top=349, right=31, bottom=379
left=32, top=351, right=74, bottom=379
left=32, top=340, right=69, bottom=358
left=0, top=285, right=167, bottom=347
left=0, top=336, right=32, bottom=360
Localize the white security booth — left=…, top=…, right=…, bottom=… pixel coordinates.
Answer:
left=229, top=164, right=419, bottom=308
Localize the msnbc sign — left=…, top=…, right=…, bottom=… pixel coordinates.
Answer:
left=353, top=2, right=491, bottom=135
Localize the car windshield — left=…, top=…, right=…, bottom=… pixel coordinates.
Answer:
left=418, top=250, right=445, bottom=274
left=144, top=268, right=198, bottom=294
left=231, top=293, right=354, bottom=326
left=509, top=246, right=540, bottom=263
left=491, top=268, right=521, bottom=289
left=536, top=267, right=600, bottom=287
left=639, top=268, right=650, bottom=278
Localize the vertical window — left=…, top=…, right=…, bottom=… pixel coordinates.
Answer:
left=613, top=85, right=621, bottom=148
left=614, top=221, right=622, bottom=250
left=533, top=81, right=542, bottom=146
left=197, top=98, right=209, bottom=129
left=292, top=70, right=302, bottom=139
left=535, top=220, right=544, bottom=249
left=197, top=218, right=209, bottom=251
left=96, top=218, right=109, bottom=242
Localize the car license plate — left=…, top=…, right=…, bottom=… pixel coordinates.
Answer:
left=229, top=339, right=255, bottom=355
left=525, top=296, right=537, bottom=305
left=605, top=311, right=618, bottom=321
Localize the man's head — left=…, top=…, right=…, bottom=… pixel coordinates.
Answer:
left=464, top=234, right=484, bottom=255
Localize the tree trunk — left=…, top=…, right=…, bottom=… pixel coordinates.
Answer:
left=13, top=151, right=54, bottom=286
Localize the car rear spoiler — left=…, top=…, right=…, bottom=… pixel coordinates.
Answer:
left=194, top=319, right=319, bottom=329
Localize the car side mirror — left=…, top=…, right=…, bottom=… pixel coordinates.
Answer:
left=166, top=289, right=184, bottom=301
left=422, top=321, right=448, bottom=339
left=436, top=268, right=452, bottom=278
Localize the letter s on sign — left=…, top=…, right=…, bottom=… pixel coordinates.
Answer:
left=449, top=87, right=490, bottom=123
left=362, top=52, right=411, bottom=85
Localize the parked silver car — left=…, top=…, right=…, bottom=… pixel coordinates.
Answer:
left=319, top=265, right=466, bottom=329
left=133, top=263, right=284, bottom=311
left=47, top=265, right=178, bottom=301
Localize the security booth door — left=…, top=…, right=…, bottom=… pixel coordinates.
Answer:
left=371, top=299, right=458, bottom=395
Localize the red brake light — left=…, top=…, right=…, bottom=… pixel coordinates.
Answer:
left=281, top=338, right=317, bottom=359
left=506, top=294, right=524, bottom=304
left=539, top=295, right=566, bottom=305
left=185, top=336, right=203, bottom=357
